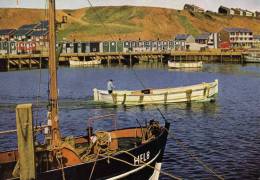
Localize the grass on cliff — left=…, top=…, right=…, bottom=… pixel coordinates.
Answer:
left=58, top=22, right=143, bottom=40
left=177, top=15, right=199, bottom=36
left=83, top=6, right=145, bottom=25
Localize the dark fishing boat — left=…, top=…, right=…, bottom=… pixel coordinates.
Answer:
left=0, top=0, right=170, bottom=179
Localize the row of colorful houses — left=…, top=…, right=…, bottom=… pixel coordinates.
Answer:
left=174, top=28, right=260, bottom=50
left=183, top=4, right=260, bottom=18
left=218, top=6, right=260, bottom=18
left=1, top=20, right=260, bottom=52
left=0, top=21, right=48, bottom=43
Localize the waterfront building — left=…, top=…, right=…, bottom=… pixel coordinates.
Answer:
left=183, top=4, right=204, bottom=13
left=175, top=34, right=195, bottom=51
left=0, top=29, right=16, bottom=41
left=13, top=24, right=38, bottom=41
left=253, top=35, right=260, bottom=48
left=195, top=32, right=219, bottom=49
left=219, top=27, right=253, bottom=48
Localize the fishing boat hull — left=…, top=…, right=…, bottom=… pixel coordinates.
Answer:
left=93, top=80, right=218, bottom=105
left=0, top=123, right=170, bottom=180
left=168, top=61, right=203, bottom=68
left=69, top=59, right=101, bottom=67
left=244, top=54, right=260, bottom=63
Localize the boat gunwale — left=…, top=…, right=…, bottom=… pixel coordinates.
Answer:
left=95, top=80, right=218, bottom=97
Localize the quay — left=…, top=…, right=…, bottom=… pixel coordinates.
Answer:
left=0, top=50, right=245, bottom=71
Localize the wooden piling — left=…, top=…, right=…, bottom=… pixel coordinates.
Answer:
left=14, top=104, right=36, bottom=180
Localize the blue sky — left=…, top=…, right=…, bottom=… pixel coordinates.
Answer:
left=1, top=0, right=260, bottom=12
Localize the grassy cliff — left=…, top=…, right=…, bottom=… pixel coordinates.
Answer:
left=1, top=6, right=260, bottom=41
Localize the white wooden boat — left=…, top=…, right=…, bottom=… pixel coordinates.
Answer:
left=93, top=79, right=218, bottom=105
left=245, top=52, right=260, bottom=63
left=168, top=61, right=203, bottom=68
left=69, top=59, right=101, bottom=66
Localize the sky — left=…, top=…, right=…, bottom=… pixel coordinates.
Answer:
left=0, top=0, right=260, bottom=12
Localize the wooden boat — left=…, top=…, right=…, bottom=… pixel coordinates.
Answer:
left=0, top=1, right=170, bottom=179
left=168, top=61, right=203, bottom=68
left=93, top=79, right=218, bottom=105
left=69, top=59, right=101, bottom=66
left=245, top=52, right=260, bottom=63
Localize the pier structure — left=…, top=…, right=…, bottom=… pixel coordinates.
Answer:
left=0, top=50, right=245, bottom=71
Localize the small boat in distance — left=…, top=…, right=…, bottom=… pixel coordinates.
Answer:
left=168, top=61, right=203, bottom=68
left=245, top=52, right=260, bottom=63
left=93, top=79, right=218, bottom=105
left=69, top=59, right=101, bottom=66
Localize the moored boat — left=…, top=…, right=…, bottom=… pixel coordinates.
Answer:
left=69, top=59, right=101, bottom=66
left=93, top=79, right=218, bottom=105
left=244, top=52, right=260, bottom=63
left=168, top=61, right=203, bottom=68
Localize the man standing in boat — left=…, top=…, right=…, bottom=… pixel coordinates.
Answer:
left=107, top=79, right=115, bottom=94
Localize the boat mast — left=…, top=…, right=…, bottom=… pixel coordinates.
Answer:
left=48, top=0, right=61, bottom=146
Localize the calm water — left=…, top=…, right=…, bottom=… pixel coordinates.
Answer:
left=0, top=62, right=260, bottom=179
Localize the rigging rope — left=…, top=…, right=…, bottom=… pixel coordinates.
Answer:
left=167, top=130, right=225, bottom=180
left=88, top=148, right=101, bottom=180
left=98, top=150, right=183, bottom=180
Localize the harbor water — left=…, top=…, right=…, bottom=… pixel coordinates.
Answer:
left=0, top=62, right=259, bottom=179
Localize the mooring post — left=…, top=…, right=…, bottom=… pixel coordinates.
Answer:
left=18, top=58, right=22, bottom=70
left=6, top=58, right=10, bottom=71
left=29, top=57, right=32, bottom=69
left=39, top=57, right=42, bottom=69
left=130, top=52, right=132, bottom=66
left=14, top=104, right=36, bottom=180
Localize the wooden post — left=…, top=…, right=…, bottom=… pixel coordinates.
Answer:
left=29, top=57, right=32, bottom=69
left=130, top=52, right=132, bottom=66
left=6, top=58, right=10, bottom=71
left=14, top=104, right=36, bottom=180
left=18, top=58, right=22, bottom=70
left=39, top=57, right=42, bottom=69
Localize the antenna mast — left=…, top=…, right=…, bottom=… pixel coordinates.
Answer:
left=48, top=0, right=61, bottom=146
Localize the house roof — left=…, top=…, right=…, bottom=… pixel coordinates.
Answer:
left=184, top=4, right=204, bottom=11
left=175, top=34, right=192, bottom=40
left=28, top=30, right=48, bottom=36
left=13, top=29, right=32, bottom=36
left=224, top=27, right=252, bottom=33
left=219, top=6, right=230, bottom=11
left=0, top=29, right=15, bottom=36
left=38, top=20, right=49, bottom=29
left=18, top=24, right=38, bottom=30
left=196, top=33, right=210, bottom=40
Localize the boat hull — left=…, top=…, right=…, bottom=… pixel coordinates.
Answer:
left=168, top=61, right=203, bottom=68
left=245, top=55, right=260, bottom=63
left=93, top=80, right=218, bottom=105
left=0, top=123, right=169, bottom=180
left=69, top=60, right=101, bottom=66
